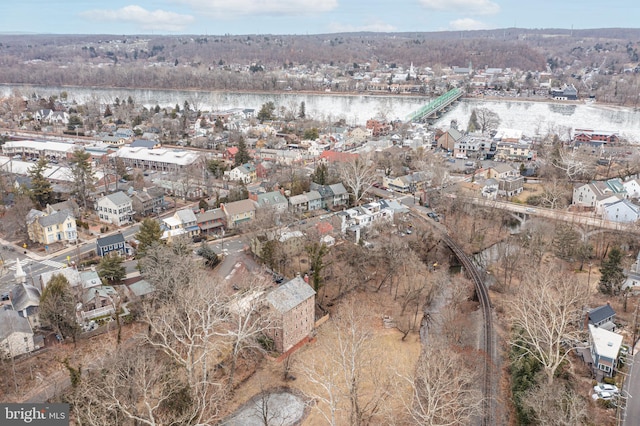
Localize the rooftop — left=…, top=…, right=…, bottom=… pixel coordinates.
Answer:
left=266, top=276, right=315, bottom=314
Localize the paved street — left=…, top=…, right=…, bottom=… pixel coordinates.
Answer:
left=623, top=345, right=639, bottom=425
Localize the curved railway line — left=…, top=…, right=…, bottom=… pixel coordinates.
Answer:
left=441, top=234, right=494, bottom=426
left=410, top=209, right=495, bottom=425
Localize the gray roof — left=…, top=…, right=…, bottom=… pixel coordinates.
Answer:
left=589, top=304, right=616, bottom=325
left=266, top=276, right=315, bottom=314
left=176, top=208, right=197, bottom=224
left=0, top=309, right=33, bottom=340
left=329, top=183, right=348, bottom=196
left=96, top=233, right=126, bottom=248
left=130, top=139, right=157, bottom=149
left=38, top=209, right=73, bottom=227
left=128, top=280, right=155, bottom=297
left=257, top=191, right=287, bottom=208
left=103, top=191, right=132, bottom=206
left=10, top=284, right=41, bottom=312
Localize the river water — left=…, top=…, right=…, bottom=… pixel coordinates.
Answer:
left=3, top=84, right=640, bottom=142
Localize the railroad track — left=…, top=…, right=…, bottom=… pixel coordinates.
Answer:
left=410, top=209, right=494, bottom=425
left=441, top=234, right=494, bottom=426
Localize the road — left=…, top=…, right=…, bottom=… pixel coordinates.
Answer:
left=623, top=347, right=639, bottom=426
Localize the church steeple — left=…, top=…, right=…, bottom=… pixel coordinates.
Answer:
left=14, top=258, right=26, bottom=284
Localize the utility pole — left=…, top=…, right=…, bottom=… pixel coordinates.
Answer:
left=632, top=303, right=639, bottom=355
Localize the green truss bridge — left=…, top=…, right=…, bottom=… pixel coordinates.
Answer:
left=405, top=87, right=464, bottom=123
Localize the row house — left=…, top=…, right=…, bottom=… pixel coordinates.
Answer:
left=196, top=208, right=226, bottom=236
left=2, top=140, right=80, bottom=161
left=161, top=208, right=199, bottom=242
left=289, top=190, right=323, bottom=213
left=383, top=172, right=429, bottom=193
left=112, top=147, right=200, bottom=173
left=221, top=199, right=257, bottom=229
left=95, top=191, right=134, bottom=226
left=131, top=187, right=165, bottom=217
left=310, top=183, right=349, bottom=210
left=252, top=190, right=288, bottom=213
left=454, top=136, right=492, bottom=158
left=366, top=119, right=392, bottom=137
left=494, top=141, right=535, bottom=161
left=26, top=205, right=77, bottom=245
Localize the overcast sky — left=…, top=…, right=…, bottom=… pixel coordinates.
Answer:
left=2, top=0, right=639, bottom=35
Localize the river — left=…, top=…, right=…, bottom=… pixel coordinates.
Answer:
left=3, top=84, right=640, bottom=142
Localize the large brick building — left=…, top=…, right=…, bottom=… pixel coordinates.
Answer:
left=266, top=276, right=316, bottom=353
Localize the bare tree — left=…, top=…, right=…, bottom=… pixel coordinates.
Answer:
left=539, top=177, right=571, bottom=209
left=140, top=273, right=228, bottom=424
left=509, top=266, right=588, bottom=385
left=1, top=193, right=34, bottom=240
left=397, top=338, right=483, bottom=425
left=295, top=300, right=391, bottom=426
left=473, top=107, right=501, bottom=134
left=553, top=147, right=595, bottom=182
left=522, top=382, right=589, bottom=426
left=224, top=279, right=273, bottom=387
left=70, top=346, right=197, bottom=426
left=338, top=155, right=377, bottom=205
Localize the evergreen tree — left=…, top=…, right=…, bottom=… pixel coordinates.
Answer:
left=40, top=274, right=79, bottom=342
left=298, top=101, right=306, bottom=119
left=303, top=128, right=319, bottom=141
left=135, top=218, right=163, bottom=255
left=97, top=254, right=126, bottom=284
left=257, top=101, right=276, bottom=123
left=68, top=150, right=95, bottom=209
left=28, top=157, right=54, bottom=208
left=196, top=242, right=221, bottom=269
left=305, top=242, right=329, bottom=292
left=599, top=247, right=626, bottom=295
left=103, top=104, right=112, bottom=118
left=311, top=163, right=329, bottom=185
left=234, top=137, right=252, bottom=167
left=467, top=109, right=479, bottom=132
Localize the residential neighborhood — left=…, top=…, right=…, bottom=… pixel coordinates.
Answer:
left=2, top=27, right=640, bottom=426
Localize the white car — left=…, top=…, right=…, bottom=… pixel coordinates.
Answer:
left=593, top=384, right=619, bottom=394
left=592, top=391, right=615, bottom=401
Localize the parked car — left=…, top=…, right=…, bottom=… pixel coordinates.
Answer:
left=593, top=384, right=619, bottom=394
left=592, top=391, right=615, bottom=401
left=427, top=212, right=440, bottom=222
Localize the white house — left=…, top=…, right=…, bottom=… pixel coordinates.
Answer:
left=161, top=208, right=199, bottom=242
left=602, top=199, right=640, bottom=223
left=95, top=191, right=134, bottom=226
left=623, top=178, right=640, bottom=199
left=588, top=324, right=623, bottom=377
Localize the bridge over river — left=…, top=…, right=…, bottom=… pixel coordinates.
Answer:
left=405, top=87, right=464, bottom=122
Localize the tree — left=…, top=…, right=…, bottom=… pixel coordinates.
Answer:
left=295, top=300, right=391, bottom=425
left=207, top=159, right=227, bottom=179
left=509, top=267, right=588, bottom=385
left=97, top=253, right=126, bottom=284
left=140, top=274, right=229, bottom=424
left=28, top=157, right=53, bottom=208
left=1, top=193, right=34, bottom=240
left=257, top=101, right=276, bottom=123
left=339, top=155, right=376, bottom=205
left=552, top=147, right=595, bottom=182
left=305, top=241, right=329, bottom=292
left=298, top=101, right=306, bottom=119
left=303, top=127, right=319, bottom=140
left=522, top=381, right=588, bottom=426
left=234, top=137, right=252, bottom=167
left=467, top=109, right=479, bottom=132
left=473, top=107, right=501, bottom=134
left=552, top=224, right=579, bottom=261
left=40, top=274, right=80, bottom=342
left=196, top=242, right=221, bottom=269
left=103, top=104, right=112, bottom=117
left=139, top=242, right=197, bottom=301
left=68, top=149, right=95, bottom=209
left=311, top=163, right=329, bottom=185
left=135, top=219, right=163, bottom=254
left=398, top=338, right=482, bottom=425
left=70, top=345, right=198, bottom=426
left=599, top=246, right=626, bottom=295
